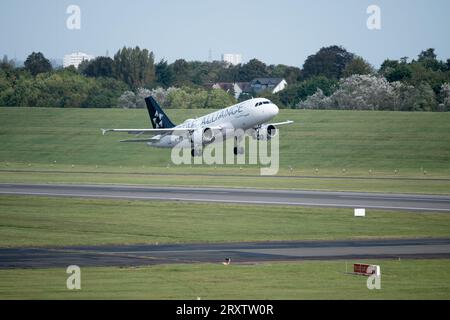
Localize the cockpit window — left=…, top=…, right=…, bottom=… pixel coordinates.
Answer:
left=255, top=100, right=271, bottom=107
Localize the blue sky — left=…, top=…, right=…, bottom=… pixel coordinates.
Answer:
left=1, top=0, right=449, bottom=67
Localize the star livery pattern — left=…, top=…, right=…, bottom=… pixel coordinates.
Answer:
left=153, top=110, right=164, bottom=128
left=145, top=96, right=176, bottom=129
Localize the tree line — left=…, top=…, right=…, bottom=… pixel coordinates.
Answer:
left=1, top=45, right=449, bottom=110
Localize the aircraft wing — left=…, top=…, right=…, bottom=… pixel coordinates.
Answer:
left=101, top=126, right=223, bottom=140
left=119, top=137, right=161, bottom=143
left=101, top=127, right=194, bottom=136
left=267, top=120, right=294, bottom=126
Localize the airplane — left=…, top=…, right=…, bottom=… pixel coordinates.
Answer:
left=101, top=96, right=293, bottom=157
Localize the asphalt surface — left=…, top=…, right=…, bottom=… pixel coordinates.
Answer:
left=1, top=183, right=450, bottom=212
left=1, top=239, right=449, bottom=269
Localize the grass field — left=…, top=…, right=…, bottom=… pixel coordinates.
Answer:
left=1, top=259, right=449, bottom=299
left=0, top=107, right=450, bottom=193
left=1, top=195, right=449, bottom=247
left=1, top=107, right=449, bottom=300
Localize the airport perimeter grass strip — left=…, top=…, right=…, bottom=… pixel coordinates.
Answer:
left=1, top=195, right=449, bottom=247
left=0, top=259, right=449, bottom=299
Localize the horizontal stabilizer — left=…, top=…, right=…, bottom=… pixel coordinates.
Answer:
left=101, top=126, right=223, bottom=137
left=101, top=127, right=194, bottom=136
left=119, top=138, right=160, bottom=143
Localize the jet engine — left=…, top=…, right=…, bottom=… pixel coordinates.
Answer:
left=202, top=128, right=216, bottom=144
left=190, top=128, right=216, bottom=145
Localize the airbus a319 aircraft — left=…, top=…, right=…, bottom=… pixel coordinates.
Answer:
left=102, top=96, right=293, bottom=156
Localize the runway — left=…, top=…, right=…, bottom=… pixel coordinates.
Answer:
left=1, top=183, right=450, bottom=212
left=1, top=239, right=449, bottom=269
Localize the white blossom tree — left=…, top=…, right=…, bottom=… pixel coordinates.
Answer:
left=149, top=87, right=179, bottom=108
left=135, top=88, right=152, bottom=108
left=297, top=74, right=438, bottom=111
left=117, top=90, right=136, bottom=109
left=331, top=75, right=396, bottom=110
left=297, top=89, right=333, bottom=109
left=439, top=83, right=450, bottom=111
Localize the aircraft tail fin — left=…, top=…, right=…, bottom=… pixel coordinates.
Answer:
left=144, top=96, right=176, bottom=129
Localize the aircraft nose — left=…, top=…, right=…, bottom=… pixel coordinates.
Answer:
left=271, top=104, right=279, bottom=116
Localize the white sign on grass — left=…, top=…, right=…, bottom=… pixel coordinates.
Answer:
left=354, top=208, right=366, bottom=217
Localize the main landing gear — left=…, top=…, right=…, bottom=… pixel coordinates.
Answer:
left=191, top=148, right=202, bottom=157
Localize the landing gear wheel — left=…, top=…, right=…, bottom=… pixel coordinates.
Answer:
left=191, top=148, right=202, bottom=157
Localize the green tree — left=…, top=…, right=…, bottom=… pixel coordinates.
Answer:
left=418, top=48, right=437, bottom=61
left=155, top=59, right=174, bottom=87
left=387, top=64, right=412, bottom=82
left=268, top=64, right=301, bottom=85
left=5, top=68, right=127, bottom=108
left=301, top=45, right=354, bottom=80
left=379, top=59, right=412, bottom=82
left=218, top=63, right=240, bottom=82
left=407, top=62, right=448, bottom=93
left=417, top=48, right=447, bottom=72
left=410, top=83, right=437, bottom=111
left=0, top=69, right=14, bottom=105
left=84, top=77, right=128, bottom=108
left=238, top=59, right=268, bottom=81
left=278, top=76, right=337, bottom=108
left=281, top=66, right=302, bottom=85
left=205, top=88, right=235, bottom=108
left=379, top=59, right=399, bottom=72
left=188, top=87, right=208, bottom=108
left=80, top=56, right=114, bottom=78
left=24, top=52, right=53, bottom=76
left=0, top=55, right=14, bottom=71
left=379, top=50, right=450, bottom=94
left=343, top=57, right=374, bottom=77
left=166, top=87, right=191, bottom=108
left=64, top=65, right=78, bottom=74
left=439, top=83, right=450, bottom=111
left=171, top=59, right=192, bottom=87
left=113, top=46, right=155, bottom=89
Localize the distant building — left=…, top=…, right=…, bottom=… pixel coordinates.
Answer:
left=249, top=78, right=287, bottom=94
left=221, top=53, right=242, bottom=66
left=63, top=52, right=95, bottom=69
left=211, top=82, right=250, bottom=100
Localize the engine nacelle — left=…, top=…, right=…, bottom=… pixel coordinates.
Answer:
left=189, top=127, right=216, bottom=145
left=255, top=124, right=277, bottom=140
left=202, top=127, right=216, bottom=144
